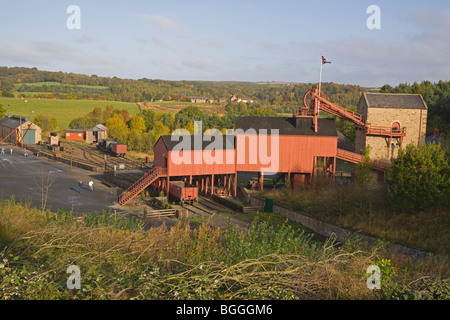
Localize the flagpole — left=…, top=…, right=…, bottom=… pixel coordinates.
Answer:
left=318, top=55, right=323, bottom=114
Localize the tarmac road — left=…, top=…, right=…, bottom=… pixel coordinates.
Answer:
left=0, top=146, right=122, bottom=215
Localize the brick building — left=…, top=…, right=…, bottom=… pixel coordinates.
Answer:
left=355, top=93, right=428, bottom=161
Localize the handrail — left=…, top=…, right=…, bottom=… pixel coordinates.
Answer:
left=118, top=166, right=166, bottom=205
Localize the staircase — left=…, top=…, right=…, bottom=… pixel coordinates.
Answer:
left=336, top=148, right=390, bottom=172
left=316, top=96, right=366, bottom=127
left=316, top=94, right=407, bottom=141
left=117, top=167, right=167, bottom=205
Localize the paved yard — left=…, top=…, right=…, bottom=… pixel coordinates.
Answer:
left=0, top=146, right=121, bottom=215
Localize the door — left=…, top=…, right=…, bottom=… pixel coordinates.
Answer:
left=23, top=129, right=35, bottom=145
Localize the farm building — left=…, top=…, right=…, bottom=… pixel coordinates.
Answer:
left=65, top=129, right=85, bottom=141
left=86, top=124, right=107, bottom=143
left=0, top=115, right=41, bottom=145
left=355, top=93, right=427, bottom=160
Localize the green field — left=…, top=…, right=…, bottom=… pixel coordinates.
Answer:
left=0, top=97, right=140, bottom=129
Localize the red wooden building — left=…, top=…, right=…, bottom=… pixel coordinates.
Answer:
left=65, top=129, right=85, bottom=141
left=234, top=116, right=338, bottom=190
left=153, top=134, right=237, bottom=198
left=118, top=115, right=339, bottom=205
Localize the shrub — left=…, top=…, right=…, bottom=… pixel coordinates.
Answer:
left=386, top=143, right=449, bottom=212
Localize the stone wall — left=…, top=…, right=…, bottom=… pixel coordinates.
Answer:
left=355, top=102, right=427, bottom=160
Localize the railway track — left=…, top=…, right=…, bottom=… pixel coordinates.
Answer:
left=183, top=204, right=211, bottom=216
left=182, top=196, right=237, bottom=216
left=65, top=142, right=148, bottom=170
left=198, top=196, right=234, bottom=213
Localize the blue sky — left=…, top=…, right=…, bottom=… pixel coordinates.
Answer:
left=0, top=0, right=449, bottom=86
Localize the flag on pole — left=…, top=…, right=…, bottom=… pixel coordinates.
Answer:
left=322, top=56, right=331, bottom=64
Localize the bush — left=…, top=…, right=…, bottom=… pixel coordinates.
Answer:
left=386, top=143, right=449, bottom=212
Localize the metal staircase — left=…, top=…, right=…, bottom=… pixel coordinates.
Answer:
left=315, top=94, right=366, bottom=127
left=117, top=166, right=167, bottom=205
left=336, top=148, right=390, bottom=172
left=296, top=87, right=407, bottom=144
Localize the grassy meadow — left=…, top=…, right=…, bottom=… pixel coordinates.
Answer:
left=0, top=97, right=140, bottom=129
left=0, top=197, right=448, bottom=300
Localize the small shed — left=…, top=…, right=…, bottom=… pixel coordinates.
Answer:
left=0, top=115, right=41, bottom=145
left=86, top=124, right=107, bottom=144
left=65, top=129, right=85, bottom=141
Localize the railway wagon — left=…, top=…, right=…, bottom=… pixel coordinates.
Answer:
left=97, top=139, right=115, bottom=152
left=97, top=139, right=127, bottom=157
left=169, top=181, right=198, bottom=205
left=110, top=143, right=127, bottom=157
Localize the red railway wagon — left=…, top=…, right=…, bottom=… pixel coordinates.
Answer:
left=110, top=143, right=127, bottom=157
left=169, top=181, right=198, bottom=204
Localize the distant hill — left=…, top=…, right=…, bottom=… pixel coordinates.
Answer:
left=0, top=66, right=364, bottom=109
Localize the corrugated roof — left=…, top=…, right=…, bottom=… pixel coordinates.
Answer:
left=235, top=116, right=338, bottom=137
left=363, top=93, right=427, bottom=109
left=0, top=116, right=30, bottom=129
left=87, top=124, right=108, bottom=131
left=65, top=129, right=85, bottom=133
left=159, top=134, right=236, bottom=151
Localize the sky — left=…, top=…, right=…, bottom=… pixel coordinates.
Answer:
left=0, top=0, right=449, bottom=87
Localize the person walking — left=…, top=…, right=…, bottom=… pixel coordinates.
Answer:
left=88, top=180, right=94, bottom=192
left=0, top=147, right=4, bottom=155
left=78, top=180, right=83, bottom=193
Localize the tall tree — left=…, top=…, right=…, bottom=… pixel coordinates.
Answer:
left=106, top=114, right=129, bottom=143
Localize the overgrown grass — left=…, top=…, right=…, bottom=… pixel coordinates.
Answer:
left=262, top=182, right=450, bottom=256
left=0, top=196, right=448, bottom=300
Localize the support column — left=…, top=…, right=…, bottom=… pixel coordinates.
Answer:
left=201, top=176, right=204, bottom=194
left=258, top=172, right=264, bottom=191
left=166, top=176, right=170, bottom=201
left=211, top=174, right=214, bottom=198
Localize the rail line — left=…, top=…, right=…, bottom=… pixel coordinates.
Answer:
left=181, top=196, right=238, bottom=217
left=183, top=204, right=210, bottom=216
left=65, top=142, right=147, bottom=170
left=198, top=196, right=235, bottom=213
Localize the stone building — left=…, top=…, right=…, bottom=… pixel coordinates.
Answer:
left=355, top=93, right=427, bottom=161
left=0, top=115, right=42, bottom=145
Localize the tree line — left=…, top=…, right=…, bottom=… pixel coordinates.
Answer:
left=68, top=103, right=277, bottom=153
left=0, top=67, right=363, bottom=108
left=1, top=67, right=449, bottom=139
left=380, top=80, right=450, bottom=138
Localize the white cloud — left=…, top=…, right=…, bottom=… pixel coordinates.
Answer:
left=181, top=56, right=218, bottom=72
left=76, top=34, right=100, bottom=44
left=152, top=36, right=179, bottom=52
left=138, top=13, right=180, bottom=30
